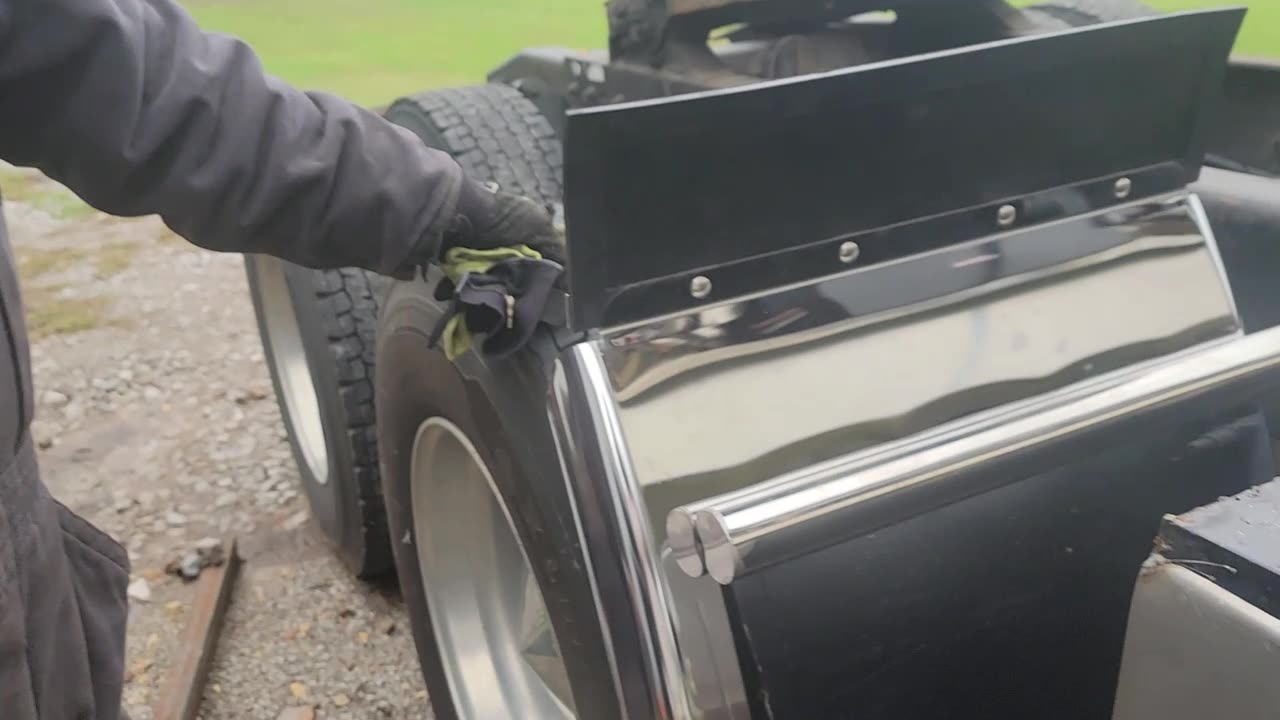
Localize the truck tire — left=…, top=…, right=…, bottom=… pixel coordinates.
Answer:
left=245, top=258, right=393, bottom=578
left=383, top=84, right=562, bottom=204
left=247, top=82, right=557, bottom=579
left=375, top=84, right=620, bottom=719
left=1021, top=0, right=1157, bottom=30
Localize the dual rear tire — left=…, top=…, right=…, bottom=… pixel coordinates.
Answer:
left=244, top=82, right=564, bottom=580
left=244, top=258, right=391, bottom=577
left=248, top=83, right=614, bottom=718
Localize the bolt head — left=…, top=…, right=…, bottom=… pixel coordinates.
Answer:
left=997, top=204, right=1018, bottom=228
left=690, top=275, right=712, bottom=300
left=838, top=241, right=861, bottom=264
left=1114, top=177, right=1133, bottom=199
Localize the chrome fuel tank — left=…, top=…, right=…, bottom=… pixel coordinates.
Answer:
left=549, top=190, right=1280, bottom=719
left=547, top=9, right=1263, bottom=719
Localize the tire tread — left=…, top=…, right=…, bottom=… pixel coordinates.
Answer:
left=386, top=84, right=563, bottom=206
left=307, top=265, right=392, bottom=571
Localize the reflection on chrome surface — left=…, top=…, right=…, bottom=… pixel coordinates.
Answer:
left=603, top=195, right=1240, bottom=515
left=557, top=192, right=1240, bottom=719
left=684, top=323, right=1280, bottom=584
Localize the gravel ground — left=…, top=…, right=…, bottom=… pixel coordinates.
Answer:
left=3, top=165, right=431, bottom=720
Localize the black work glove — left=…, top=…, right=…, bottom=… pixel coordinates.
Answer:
left=441, top=179, right=566, bottom=265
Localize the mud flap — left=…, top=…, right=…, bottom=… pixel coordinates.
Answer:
left=561, top=8, right=1245, bottom=329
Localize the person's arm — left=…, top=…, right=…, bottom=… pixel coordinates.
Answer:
left=0, top=0, right=462, bottom=276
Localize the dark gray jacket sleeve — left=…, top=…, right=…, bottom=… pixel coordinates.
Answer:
left=0, top=0, right=463, bottom=276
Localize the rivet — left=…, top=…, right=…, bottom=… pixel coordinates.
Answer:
left=690, top=275, right=712, bottom=299
left=1114, top=177, right=1133, bottom=199
left=997, top=204, right=1018, bottom=228
left=838, top=241, right=861, bottom=264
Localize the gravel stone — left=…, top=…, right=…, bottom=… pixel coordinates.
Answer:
left=30, top=418, right=59, bottom=449
left=202, top=556, right=429, bottom=719
left=127, top=578, right=152, bottom=603
left=42, top=389, right=70, bottom=407
left=284, top=510, right=310, bottom=531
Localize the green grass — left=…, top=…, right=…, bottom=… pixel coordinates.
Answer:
left=14, top=246, right=116, bottom=340
left=183, top=0, right=605, bottom=106
left=182, top=0, right=1275, bottom=104
left=14, top=239, right=139, bottom=340
left=17, top=241, right=143, bottom=281
left=0, top=167, right=96, bottom=220
left=183, top=0, right=1280, bottom=103
left=1008, top=1, right=1276, bottom=56
left=1115, top=1, right=1275, bottom=58
left=23, top=293, right=110, bottom=340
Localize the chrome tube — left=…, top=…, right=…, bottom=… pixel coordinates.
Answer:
left=674, top=326, right=1280, bottom=585
left=550, top=344, right=694, bottom=720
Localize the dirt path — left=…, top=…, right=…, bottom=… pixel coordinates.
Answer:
left=3, top=165, right=431, bottom=719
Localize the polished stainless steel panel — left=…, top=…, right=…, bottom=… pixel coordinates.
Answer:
left=691, top=325, right=1280, bottom=584
left=609, top=195, right=1237, bottom=511
left=551, top=193, right=1241, bottom=718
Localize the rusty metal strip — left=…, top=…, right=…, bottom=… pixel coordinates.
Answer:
left=152, top=538, right=242, bottom=720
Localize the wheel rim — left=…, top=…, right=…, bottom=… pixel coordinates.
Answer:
left=251, top=255, right=329, bottom=485
left=410, top=417, right=576, bottom=719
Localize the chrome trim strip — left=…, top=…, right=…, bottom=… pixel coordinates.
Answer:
left=546, top=365, right=632, bottom=720
left=550, top=342, right=693, bottom=720
left=1189, top=191, right=1244, bottom=325
left=598, top=191, right=1190, bottom=338
left=667, top=507, right=704, bottom=578
left=680, top=324, right=1280, bottom=584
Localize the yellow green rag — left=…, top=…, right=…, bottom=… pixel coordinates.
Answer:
left=437, top=244, right=543, bottom=360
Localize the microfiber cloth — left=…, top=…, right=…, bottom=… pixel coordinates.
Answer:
left=428, top=244, right=563, bottom=361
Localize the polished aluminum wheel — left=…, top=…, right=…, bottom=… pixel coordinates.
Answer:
left=250, top=256, right=329, bottom=484
left=410, top=418, right=576, bottom=719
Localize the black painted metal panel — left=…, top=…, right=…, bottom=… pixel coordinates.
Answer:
left=1193, top=168, right=1280, bottom=433
left=1196, top=168, right=1280, bottom=335
left=722, top=411, right=1274, bottom=720
left=562, top=9, right=1244, bottom=329
left=1208, top=58, right=1280, bottom=175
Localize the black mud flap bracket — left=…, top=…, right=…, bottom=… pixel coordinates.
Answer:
left=560, top=7, right=1246, bottom=331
